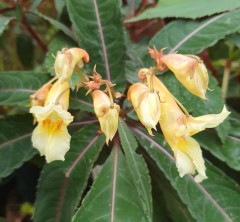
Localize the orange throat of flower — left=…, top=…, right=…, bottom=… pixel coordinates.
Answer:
left=41, top=118, right=63, bottom=134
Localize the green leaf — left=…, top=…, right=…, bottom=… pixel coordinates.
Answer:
left=133, top=128, right=240, bottom=222
left=33, top=125, right=105, bottom=222
left=127, top=0, right=240, bottom=22
left=195, top=130, right=240, bottom=171
left=30, top=0, right=42, bottom=11
left=0, top=115, right=36, bottom=181
left=0, top=71, right=49, bottom=106
left=227, top=33, right=240, bottom=48
left=72, top=145, right=148, bottom=221
left=16, top=34, right=34, bottom=69
left=67, top=0, right=126, bottom=91
left=150, top=9, right=240, bottom=54
left=69, top=88, right=94, bottom=112
left=0, top=16, right=12, bottom=36
left=125, top=42, right=147, bottom=83
left=147, top=155, right=194, bottom=222
left=32, top=12, right=75, bottom=40
left=160, top=73, right=230, bottom=142
left=118, top=121, right=152, bottom=221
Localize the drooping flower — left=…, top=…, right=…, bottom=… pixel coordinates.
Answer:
left=92, top=90, right=120, bottom=144
left=30, top=80, right=73, bottom=163
left=127, top=82, right=161, bottom=136
left=54, top=47, right=89, bottom=83
left=150, top=74, right=230, bottom=182
left=160, top=53, right=209, bottom=99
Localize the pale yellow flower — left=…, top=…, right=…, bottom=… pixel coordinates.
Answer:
left=30, top=104, right=73, bottom=163
left=151, top=74, right=230, bottom=182
left=161, top=54, right=208, bottom=99
left=30, top=80, right=73, bottom=163
left=92, top=90, right=120, bottom=144
left=127, top=82, right=161, bottom=136
left=54, top=47, right=89, bottom=83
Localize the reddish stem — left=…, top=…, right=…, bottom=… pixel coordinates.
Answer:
left=22, top=15, right=48, bottom=53
left=0, top=7, right=15, bottom=14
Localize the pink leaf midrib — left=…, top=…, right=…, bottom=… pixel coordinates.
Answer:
left=133, top=127, right=232, bottom=222
left=93, top=0, right=111, bottom=81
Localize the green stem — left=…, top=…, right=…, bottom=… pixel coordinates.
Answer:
left=222, top=59, right=231, bottom=100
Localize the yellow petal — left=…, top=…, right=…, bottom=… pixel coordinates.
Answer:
left=92, top=90, right=119, bottom=144
left=161, top=54, right=208, bottom=99
left=174, top=148, right=195, bottom=177
left=55, top=49, right=73, bottom=83
left=44, top=80, right=70, bottom=110
left=92, top=90, right=111, bottom=117
left=32, top=123, right=71, bottom=163
left=127, top=83, right=148, bottom=109
left=128, top=82, right=161, bottom=135
left=30, top=104, right=73, bottom=162
left=186, top=106, right=230, bottom=136
left=177, top=136, right=207, bottom=182
left=55, top=48, right=89, bottom=83
left=32, top=124, right=49, bottom=156
left=44, top=126, right=71, bottom=163
left=30, top=104, right=73, bottom=125
left=99, top=104, right=120, bottom=144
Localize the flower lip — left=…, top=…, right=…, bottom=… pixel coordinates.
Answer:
left=30, top=103, right=73, bottom=163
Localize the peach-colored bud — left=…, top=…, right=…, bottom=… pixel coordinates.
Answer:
left=161, top=54, right=208, bottom=99
left=92, top=90, right=120, bottom=144
left=54, top=47, right=89, bottom=83
left=127, top=83, right=161, bottom=135
left=45, top=80, right=70, bottom=110
left=30, top=82, right=52, bottom=107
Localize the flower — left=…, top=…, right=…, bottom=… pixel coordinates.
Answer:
left=92, top=90, right=120, bottom=144
left=30, top=80, right=73, bottom=163
left=151, top=74, right=230, bottom=182
left=54, top=47, right=89, bottom=83
left=160, top=54, right=209, bottom=99
left=30, top=104, right=73, bottom=163
left=127, top=82, right=160, bottom=136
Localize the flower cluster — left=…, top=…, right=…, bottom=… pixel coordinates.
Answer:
left=128, top=48, right=230, bottom=182
left=30, top=48, right=89, bottom=162
left=30, top=48, right=120, bottom=162
left=30, top=46, right=230, bottom=183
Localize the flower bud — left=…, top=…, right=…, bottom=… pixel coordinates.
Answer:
left=92, top=90, right=120, bottom=144
left=54, top=47, right=89, bottom=83
left=161, top=54, right=208, bottom=99
left=30, top=82, right=52, bottom=107
left=127, top=83, right=161, bottom=136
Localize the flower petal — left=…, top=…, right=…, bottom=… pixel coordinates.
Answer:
left=99, top=105, right=119, bottom=144
left=32, top=124, right=49, bottom=156
left=30, top=104, right=73, bottom=125
left=44, top=126, right=71, bottom=163
left=187, top=106, right=230, bottom=136
left=92, top=90, right=111, bottom=117
left=177, top=136, right=207, bottom=182
left=174, top=148, right=195, bottom=177
left=161, top=54, right=208, bottom=99
left=32, top=122, right=71, bottom=163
